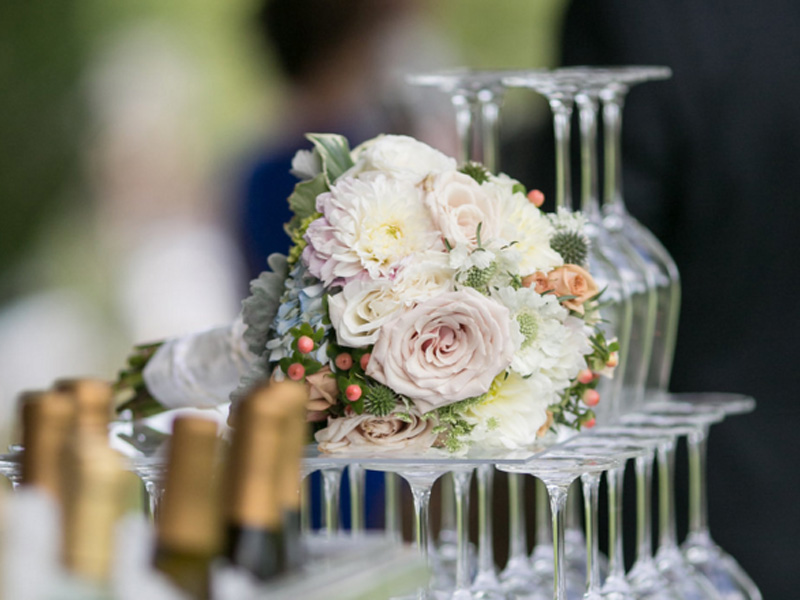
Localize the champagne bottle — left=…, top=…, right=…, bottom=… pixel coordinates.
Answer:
left=53, top=378, right=113, bottom=436
left=153, top=416, right=221, bottom=600
left=274, top=382, right=310, bottom=571
left=21, top=391, right=75, bottom=502
left=60, top=436, right=124, bottom=597
left=224, top=383, right=299, bottom=581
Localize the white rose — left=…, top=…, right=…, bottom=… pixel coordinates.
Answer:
left=365, top=288, right=514, bottom=413
left=345, top=134, right=457, bottom=182
left=425, top=171, right=503, bottom=250
left=393, top=251, right=456, bottom=305
left=328, top=279, right=404, bottom=348
left=315, top=408, right=439, bottom=453
left=464, top=372, right=552, bottom=450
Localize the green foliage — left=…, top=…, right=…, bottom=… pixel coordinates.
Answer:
left=459, top=161, right=490, bottom=184
left=241, top=253, right=289, bottom=355
left=512, top=182, right=527, bottom=195
left=363, top=383, right=398, bottom=417
left=306, top=133, right=355, bottom=185
left=550, top=230, right=589, bottom=266
left=114, top=341, right=167, bottom=418
left=285, top=173, right=328, bottom=240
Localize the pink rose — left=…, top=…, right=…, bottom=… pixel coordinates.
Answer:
left=365, top=288, right=514, bottom=413
left=305, top=367, right=339, bottom=422
left=315, top=409, right=439, bottom=453
left=424, top=171, right=503, bottom=249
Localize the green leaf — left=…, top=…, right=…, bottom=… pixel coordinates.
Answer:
left=512, top=182, right=527, bottom=195
left=306, top=133, right=355, bottom=184
left=288, top=173, right=328, bottom=224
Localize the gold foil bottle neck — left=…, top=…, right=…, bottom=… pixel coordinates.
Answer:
left=61, top=436, right=123, bottom=584
left=271, top=382, right=309, bottom=512
left=158, top=416, right=221, bottom=555
left=54, top=378, right=113, bottom=436
left=227, top=389, right=287, bottom=529
left=21, top=391, right=75, bottom=501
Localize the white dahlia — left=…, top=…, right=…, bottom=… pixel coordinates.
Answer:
left=302, top=175, right=442, bottom=286
left=463, top=372, right=551, bottom=450
left=492, top=188, right=563, bottom=275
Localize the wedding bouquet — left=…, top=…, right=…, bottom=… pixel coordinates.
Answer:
left=117, top=134, right=617, bottom=453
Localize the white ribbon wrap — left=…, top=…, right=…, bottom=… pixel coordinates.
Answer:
left=143, top=315, right=256, bottom=409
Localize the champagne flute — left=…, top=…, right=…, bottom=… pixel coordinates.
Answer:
left=597, top=66, right=678, bottom=399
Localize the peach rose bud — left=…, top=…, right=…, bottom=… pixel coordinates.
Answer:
left=527, top=189, right=545, bottom=207
left=546, top=264, right=599, bottom=315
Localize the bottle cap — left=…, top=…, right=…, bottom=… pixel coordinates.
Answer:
left=54, top=378, right=113, bottom=436
left=21, top=390, right=75, bottom=501
left=61, top=436, right=123, bottom=584
left=157, top=416, right=221, bottom=554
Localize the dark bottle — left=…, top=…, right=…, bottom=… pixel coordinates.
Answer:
left=153, top=416, right=221, bottom=600
left=224, top=382, right=305, bottom=581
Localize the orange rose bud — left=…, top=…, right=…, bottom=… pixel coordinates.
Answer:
left=527, top=189, right=545, bottom=207
left=583, top=417, right=596, bottom=429
left=606, top=352, right=619, bottom=368
left=523, top=271, right=552, bottom=295
left=544, top=264, right=599, bottom=315
left=577, top=369, right=595, bottom=385
left=345, top=385, right=362, bottom=402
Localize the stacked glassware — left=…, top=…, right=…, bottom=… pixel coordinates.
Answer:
left=0, top=66, right=761, bottom=600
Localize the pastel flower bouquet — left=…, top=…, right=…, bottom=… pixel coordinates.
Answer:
left=117, top=133, right=617, bottom=453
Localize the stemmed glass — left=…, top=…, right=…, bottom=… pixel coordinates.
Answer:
left=320, top=466, right=344, bottom=536
left=646, top=393, right=762, bottom=599
left=498, top=455, right=618, bottom=600
left=503, top=70, right=632, bottom=422
left=364, top=463, right=450, bottom=600
left=348, top=463, right=366, bottom=536
left=551, top=440, right=651, bottom=600
left=596, top=67, right=678, bottom=399
left=570, top=67, right=658, bottom=413
left=620, top=412, right=725, bottom=599
left=406, top=69, right=523, bottom=596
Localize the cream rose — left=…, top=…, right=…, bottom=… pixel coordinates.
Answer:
left=424, top=171, right=503, bottom=249
left=328, top=279, right=404, bottom=348
left=365, top=288, right=514, bottom=413
left=534, top=264, right=600, bottom=315
left=315, top=408, right=439, bottom=453
left=345, top=134, right=457, bottom=182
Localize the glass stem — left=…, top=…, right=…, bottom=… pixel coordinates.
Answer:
left=688, top=426, right=710, bottom=537
left=601, top=88, right=626, bottom=210
left=439, top=472, right=457, bottom=545
left=576, top=92, right=602, bottom=220
left=581, top=473, right=602, bottom=594
left=478, top=88, right=502, bottom=173
left=322, top=467, right=342, bottom=536
left=476, top=465, right=496, bottom=578
left=606, top=466, right=627, bottom=579
left=452, top=92, right=479, bottom=165
left=549, top=96, right=575, bottom=211
left=657, top=440, right=678, bottom=549
left=384, top=472, right=402, bottom=542
left=535, top=478, right=552, bottom=547
left=348, top=463, right=365, bottom=536
left=547, top=482, right=571, bottom=600
left=507, top=473, right=528, bottom=562
left=634, top=452, right=654, bottom=563
left=452, top=468, right=474, bottom=593
left=410, top=483, right=432, bottom=562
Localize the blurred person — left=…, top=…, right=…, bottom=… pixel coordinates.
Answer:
left=550, top=1, right=799, bottom=597
left=237, top=0, right=456, bottom=277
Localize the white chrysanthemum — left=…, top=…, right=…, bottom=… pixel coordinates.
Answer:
left=463, top=372, right=551, bottom=450
left=393, top=252, right=456, bottom=305
left=345, top=134, right=457, bottom=182
left=548, top=206, right=588, bottom=234
left=492, top=188, right=563, bottom=274
left=303, top=175, right=443, bottom=285
left=492, top=286, right=590, bottom=388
